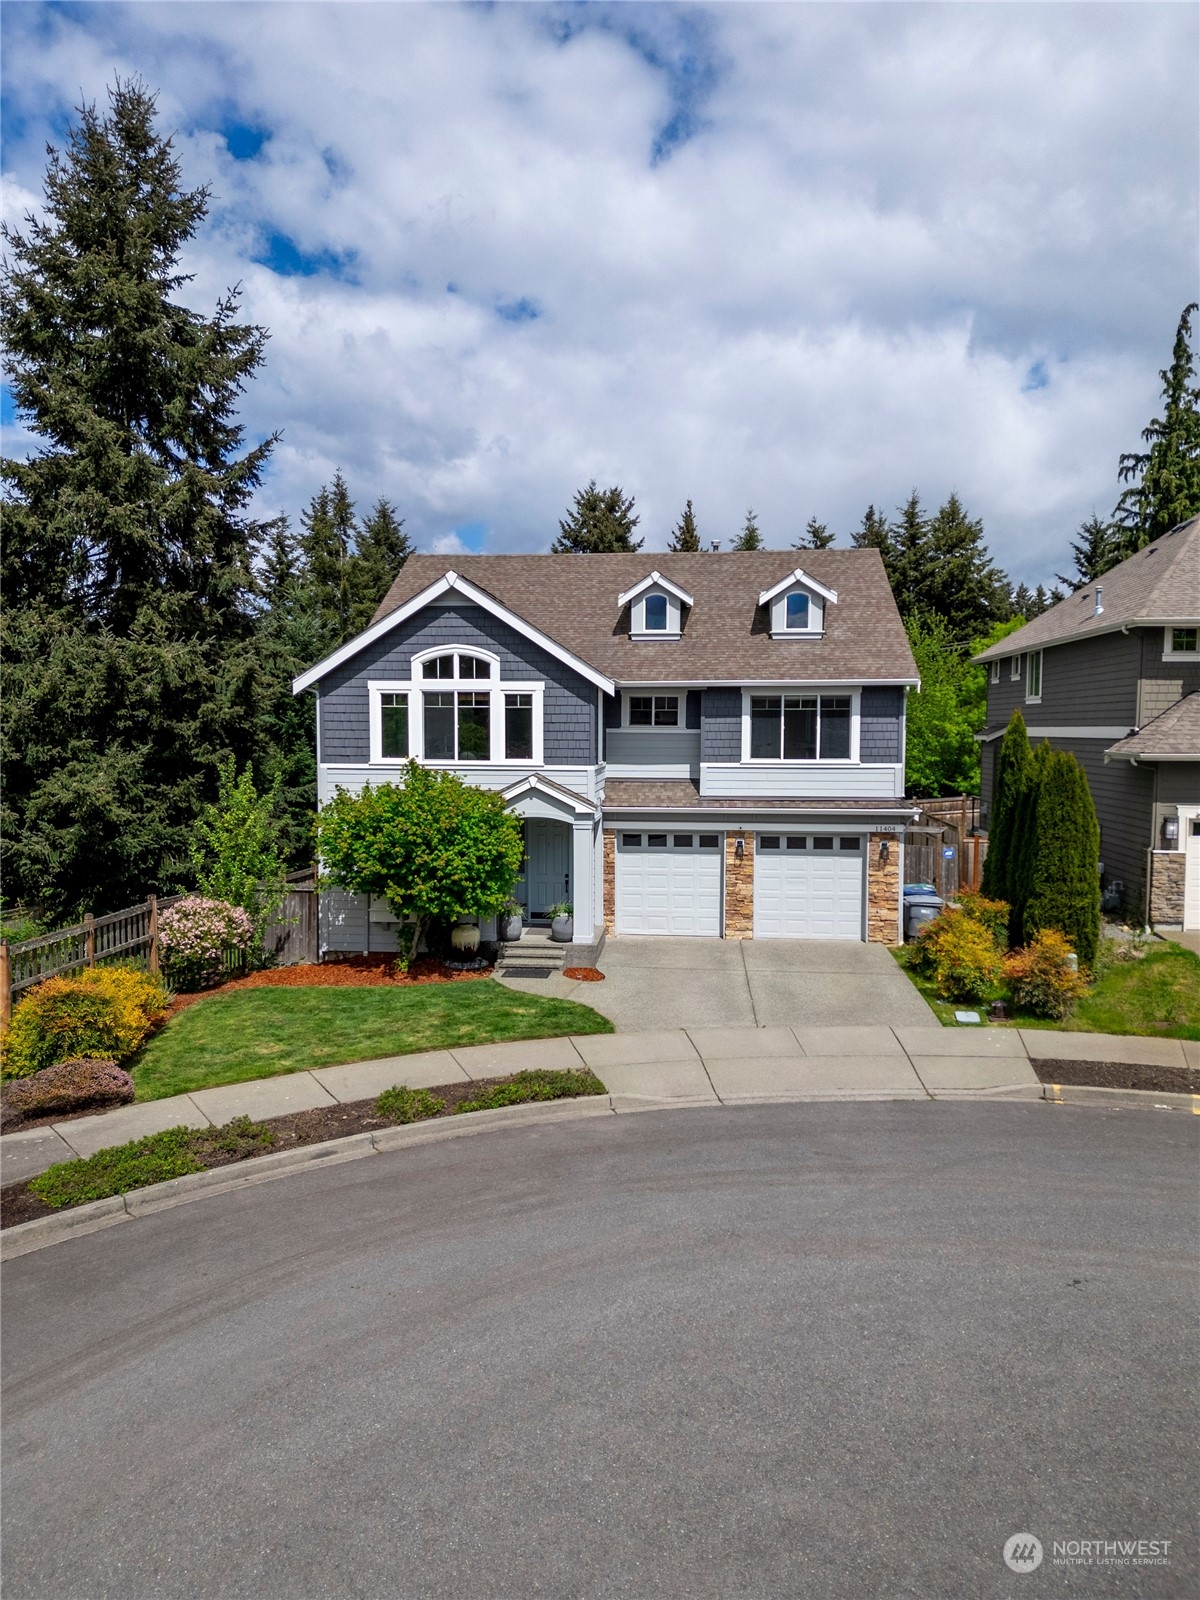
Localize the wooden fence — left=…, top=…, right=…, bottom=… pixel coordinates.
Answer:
left=906, top=796, right=987, bottom=899
left=0, top=872, right=317, bottom=1030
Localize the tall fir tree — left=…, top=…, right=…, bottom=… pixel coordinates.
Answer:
left=669, top=499, right=701, bottom=551
left=887, top=491, right=934, bottom=621
left=298, top=471, right=358, bottom=646
left=980, top=710, right=1033, bottom=906
left=794, top=515, right=835, bottom=550
left=552, top=480, right=642, bottom=552
left=1021, top=750, right=1101, bottom=968
left=1057, top=513, right=1121, bottom=590
left=347, top=497, right=412, bottom=633
left=732, top=508, right=763, bottom=550
left=851, top=504, right=893, bottom=559
left=0, top=81, right=277, bottom=915
left=921, top=493, right=1011, bottom=643
left=1114, top=303, right=1200, bottom=553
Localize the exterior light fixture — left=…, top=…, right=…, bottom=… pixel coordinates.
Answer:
left=879, top=839, right=891, bottom=864
left=735, top=836, right=745, bottom=859
left=1161, top=815, right=1180, bottom=848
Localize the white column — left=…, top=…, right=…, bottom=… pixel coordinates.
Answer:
left=572, top=817, right=596, bottom=942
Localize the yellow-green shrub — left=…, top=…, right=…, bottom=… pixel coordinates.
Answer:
left=1003, top=929, right=1090, bottom=1019
left=910, top=908, right=1004, bottom=1001
left=953, top=891, right=1011, bottom=947
left=1, top=966, right=169, bottom=1079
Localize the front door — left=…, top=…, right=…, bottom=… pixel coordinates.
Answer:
left=522, top=819, right=572, bottom=919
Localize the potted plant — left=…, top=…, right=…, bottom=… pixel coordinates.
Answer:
left=547, top=902, right=573, bottom=943
left=500, top=899, right=524, bottom=942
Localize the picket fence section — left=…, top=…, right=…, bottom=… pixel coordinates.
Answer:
left=0, top=871, right=317, bottom=1030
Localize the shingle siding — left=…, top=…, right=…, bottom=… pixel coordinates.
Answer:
left=317, top=603, right=596, bottom=763
left=859, top=686, right=904, bottom=763
left=701, top=688, right=742, bottom=761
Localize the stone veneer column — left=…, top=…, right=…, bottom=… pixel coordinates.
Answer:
left=603, top=830, right=616, bottom=934
left=866, top=832, right=901, bottom=944
left=724, top=831, right=754, bottom=938
left=1149, top=851, right=1186, bottom=925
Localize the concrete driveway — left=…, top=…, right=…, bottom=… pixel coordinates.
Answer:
left=579, top=936, right=939, bottom=1030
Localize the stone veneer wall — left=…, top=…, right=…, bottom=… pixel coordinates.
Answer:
left=867, top=832, right=901, bottom=944
left=603, top=830, right=616, bottom=934
left=1148, top=851, right=1185, bottom=926
left=724, top=831, right=754, bottom=938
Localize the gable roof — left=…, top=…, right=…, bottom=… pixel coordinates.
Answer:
left=616, top=570, right=695, bottom=608
left=973, top=517, right=1200, bottom=663
left=757, top=567, right=838, bottom=607
left=366, top=549, right=917, bottom=686
left=1105, top=692, right=1200, bottom=762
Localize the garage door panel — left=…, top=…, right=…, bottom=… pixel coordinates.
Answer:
left=753, top=839, right=864, bottom=940
left=616, top=837, right=722, bottom=936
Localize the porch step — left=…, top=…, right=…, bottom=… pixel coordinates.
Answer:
left=498, top=930, right=566, bottom=970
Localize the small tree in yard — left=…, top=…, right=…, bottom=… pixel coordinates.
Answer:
left=1021, top=749, right=1101, bottom=970
left=980, top=710, right=1033, bottom=905
left=190, top=758, right=289, bottom=947
left=315, top=764, right=525, bottom=971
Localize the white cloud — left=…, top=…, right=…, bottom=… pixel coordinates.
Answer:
left=2, top=1, right=1196, bottom=587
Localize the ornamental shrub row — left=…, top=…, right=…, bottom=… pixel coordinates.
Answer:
left=2, top=967, right=168, bottom=1080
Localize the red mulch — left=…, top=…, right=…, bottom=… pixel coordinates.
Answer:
left=563, top=967, right=605, bottom=981
left=167, top=955, right=493, bottom=1015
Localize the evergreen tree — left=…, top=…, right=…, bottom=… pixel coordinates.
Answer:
left=1057, top=513, right=1121, bottom=590
left=887, top=491, right=934, bottom=621
left=298, top=472, right=358, bottom=645
left=980, top=710, right=1033, bottom=905
left=1008, top=741, right=1054, bottom=946
left=732, top=508, right=763, bottom=550
left=1021, top=750, right=1101, bottom=968
left=1010, top=583, right=1034, bottom=621
left=0, top=81, right=276, bottom=916
left=851, top=504, right=893, bottom=559
left=1114, top=303, right=1200, bottom=552
left=1032, top=584, right=1060, bottom=617
left=347, top=497, right=412, bottom=634
left=921, top=493, right=1011, bottom=643
left=553, top=480, right=642, bottom=552
left=795, top=515, right=835, bottom=550
left=669, top=499, right=701, bottom=552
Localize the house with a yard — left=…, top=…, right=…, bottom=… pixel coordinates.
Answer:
left=293, top=551, right=921, bottom=953
left=973, top=515, right=1200, bottom=931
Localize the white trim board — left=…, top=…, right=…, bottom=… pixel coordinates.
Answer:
left=292, top=570, right=616, bottom=696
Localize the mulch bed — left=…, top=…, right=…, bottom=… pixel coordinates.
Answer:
left=562, top=967, right=605, bottom=981
left=168, top=954, right=495, bottom=1015
left=1030, top=1058, right=1200, bottom=1096
left=0, top=1073, right=600, bottom=1231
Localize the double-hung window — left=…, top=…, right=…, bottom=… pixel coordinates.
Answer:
left=749, top=694, right=852, bottom=760
left=1025, top=649, right=1042, bottom=702
left=1165, top=626, right=1198, bottom=658
left=380, top=692, right=409, bottom=758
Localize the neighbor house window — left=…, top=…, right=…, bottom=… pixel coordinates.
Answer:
left=643, top=594, right=669, bottom=631
left=1166, top=626, right=1198, bottom=656
left=1026, top=649, right=1042, bottom=701
left=749, top=695, right=852, bottom=760
left=990, top=660, right=1000, bottom=684
left=628, top=695, right=679, bottom=727
left=381, top=692, right=408, bottom=758
left=785, top=592, right=810, bottom=630
left=1010, top=655, right=1022, bottom=680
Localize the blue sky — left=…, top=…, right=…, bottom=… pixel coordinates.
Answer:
left=2, top=1, right=1197, bottom=584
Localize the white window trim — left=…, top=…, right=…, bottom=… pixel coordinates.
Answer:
left=1025, top=649, right=1043, bottom=704
left=1010, top=654, right=1022, bottom=680
left=370, top=650, right=545, bottom=765
left=1163, top=625, right=1199, bottom=660
left=767, top=588, right=826, bottom=640
left=628, top=587, right=683, bottom=641
left=990, top=660, right=1000, bottom=684
left=739, top=688, right=861, bottom=763
left=621, top=690, right=687, bottom=730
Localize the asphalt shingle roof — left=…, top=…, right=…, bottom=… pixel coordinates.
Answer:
left=373, top=550, right=918, bottom=685
left=973, top=517, right=1200, bottom=663
left=1105, top=692, right=1200, bottom=760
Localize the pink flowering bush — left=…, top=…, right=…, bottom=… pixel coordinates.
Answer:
left=159, top=897, right=254, bottom=991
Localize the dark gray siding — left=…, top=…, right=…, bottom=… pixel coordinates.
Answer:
left=1155, top=763, right=1200, bottom=805
left=317, top=602, right=597, bottom=763
left=701, top=688, right=741, bottom=761
left=859, top=686, right=904, bottom=763
left=1071, top=742, right=1156, bottom=908
left=602, top=693, right=622, bottom=731
left=686, top=690, right=702, bottom=730
left=985, top=631, right=1140, bottom=731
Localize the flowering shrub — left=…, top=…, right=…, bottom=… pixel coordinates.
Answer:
left=952, top=891, right=1011, bottom=947
left=158, top=896, right=254, bottom=991
left=910, top=908, right=1004, bottom=1001
left=1003, top=929, right=1091, bottom=1019
left=1, top=968, right=168, bottom=1079
left=3, top=1057, right=134, bottom=1119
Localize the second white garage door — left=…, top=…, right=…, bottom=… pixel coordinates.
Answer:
left=753, top=834, right=865, bottom=940
left=616, top=831, right=723, bottom=936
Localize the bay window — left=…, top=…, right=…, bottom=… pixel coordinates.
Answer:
left=748, top=694, right=853, bottom=760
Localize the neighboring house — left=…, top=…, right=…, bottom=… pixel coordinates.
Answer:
left=293, top=551, right=920, bottom=954
left=973, top=516, right=1200, bottom=931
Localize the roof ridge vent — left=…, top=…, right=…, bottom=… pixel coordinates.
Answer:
left=1094, top=585, right=1104, bottom=617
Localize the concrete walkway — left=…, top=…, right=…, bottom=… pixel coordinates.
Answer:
left=499, top=935, right=939, bottom=1029
left=5, top=1025, right=1196, bottom=1188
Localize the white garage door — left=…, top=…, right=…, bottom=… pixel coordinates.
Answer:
left=753, top=834, right=865, bottom=940
left=616, top=831, right=723, bottom=936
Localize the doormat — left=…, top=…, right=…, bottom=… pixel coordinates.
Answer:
left=500, top=966, right=554, bottom=978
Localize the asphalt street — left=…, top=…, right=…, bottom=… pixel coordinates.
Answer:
left=3, top=1101, right=1197, bottom=1600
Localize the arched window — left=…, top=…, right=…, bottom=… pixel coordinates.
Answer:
left=370, top=647, right=544, bottom=765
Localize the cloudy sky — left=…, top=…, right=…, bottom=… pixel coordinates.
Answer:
left=3, top=2, right=1197, bottom=585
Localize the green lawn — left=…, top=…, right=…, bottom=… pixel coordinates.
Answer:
left=131, top=981, right=614, bottom=1102
left=893, top=940, right=1200, bottom=1039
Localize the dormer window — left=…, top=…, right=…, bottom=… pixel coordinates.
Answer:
left=758, top=568, right=837, bottom=640
left=618, top=571, right=694, bottom=641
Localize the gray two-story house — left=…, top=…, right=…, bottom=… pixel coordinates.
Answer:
left=293, top=550, right=921, bottom=953
left=974, top=516, right=1200, bottom=931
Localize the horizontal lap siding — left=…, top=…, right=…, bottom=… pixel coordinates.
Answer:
left=1156, top=763, right=1200, bottom=805
left=985, top=632, right=1140, bottom=730
left=1072, top=743, right=1155, bottom=905
left=317, top=603, right=596, bottom=763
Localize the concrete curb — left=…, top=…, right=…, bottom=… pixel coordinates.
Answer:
left=1039, top=1082, right=1200, bottom=1113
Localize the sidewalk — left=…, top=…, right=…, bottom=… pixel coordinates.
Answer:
left=6, top=1025, right=1195, bottom=1188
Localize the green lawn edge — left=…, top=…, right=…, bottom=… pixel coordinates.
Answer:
left=890, top=941, right=1200, bottom=1039
left=131, top=981, right=614, bottom=1102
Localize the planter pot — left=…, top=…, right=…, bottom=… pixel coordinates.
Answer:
left=550, top=914, right=573, bottom=944
left=501, top=914, right=524, bottom=942
left=450, top=921, right=481, bottom=954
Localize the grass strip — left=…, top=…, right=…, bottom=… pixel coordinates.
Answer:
left=453, top=1068, right=607, bottom=1114
left=28, top=1116, right=275, bottom=1209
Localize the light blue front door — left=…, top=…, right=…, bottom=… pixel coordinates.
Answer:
left=522, top=819, right=571, bottom=917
